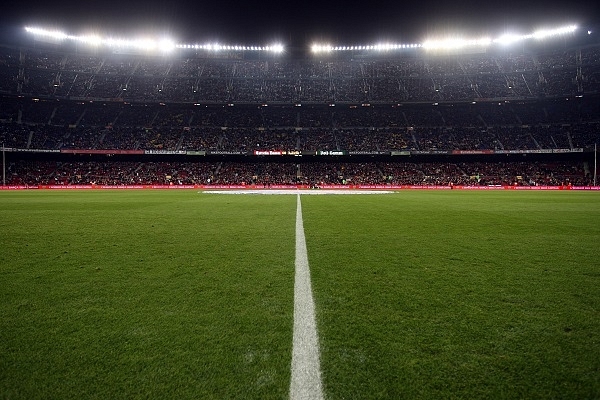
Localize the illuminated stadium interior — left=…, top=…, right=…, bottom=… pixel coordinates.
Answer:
left=2, top=15, right=600, bottom=400
left=24, top=24, right=579, bottom=54
left=0, top=22, right=599, bottom=187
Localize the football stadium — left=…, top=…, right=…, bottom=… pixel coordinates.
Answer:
left=1, top=20, right=600, bottom=399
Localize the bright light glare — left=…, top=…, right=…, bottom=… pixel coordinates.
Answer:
left=311, top=44, right=332, bottom=53
left=423, top=37, right=491, bottom=50
left=25, top=26, right=178, bottom=52
left=25, top=26, right=285, bottom=53
left=25, top=23, right=577, bottom=55
left=79, top=35, right=102, bottom=46
left=270, top=44, right=284, bottom=53
left=532, top=25, right=577, bottom=40
left=158, top=39, right=176, bottom=53
left=25, top=27, right=68, bottom=40
left=311, top=24, right=577, bottom=54
left=311, top=42, right=422, bottom=53
left=494, top=33, right=524, bottom=45
left=494, top=25, right=577, bottom=45
left=174, top=43, right=284, bottom=52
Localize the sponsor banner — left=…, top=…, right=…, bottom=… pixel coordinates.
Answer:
left=144, top=150, right=187, bottom=155
left=317, top=150, right=347, bottom=156
left=493, top=149, right=583, bottom=154
left=198, top=185, right=247, bottom=189
left=511, top=186, right=564, bottom=190
left=254, top=185, right=299, bottom=189
left=357, top=185, right=404, bottom=189
left=2, top=184, right=599, bottom=191
left=410, top=150, right=451, bottom=155
left=3, top=148, right=60, bottom=153
left=571, top=186, right=600, bottom=190
left=251, top=150, right=303, bottom=156
left=318, top=185, right=351, bottom=189
left=348, top=151, right=390, bottom=155
left=47, top=185, right=94, bottom=189
left=405, top=185, right=452, bottom=190
left=455, top=185, right=505, bottom=190
left=154, top=185, right=197, bottom=189
left=455, top=185, right=564, bottom=190
left=98, top=185, right=146, bottom=189
left=60, top=149, right=144, bottom=155
left=452, top=150, right=494, bottom=155
left=253, top=150, right=285, bottom=156
left=206, top=150, right=247, bottom=155
left=0, top=185, right=36, bottom=190
left=495, top=149, right=554, bottom=154
left=391, top=151, right=411, bottom=156
left=186, top=151, right=206, bottom=156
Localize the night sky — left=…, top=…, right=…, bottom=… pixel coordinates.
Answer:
left=0, top=0, right=598, bottom=48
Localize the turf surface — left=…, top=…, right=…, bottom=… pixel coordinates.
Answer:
left=1, top=190, right=599, bottom=399
left=302, top=191, right=600, bottom=399
left=1, top=191, right=296, bottom=399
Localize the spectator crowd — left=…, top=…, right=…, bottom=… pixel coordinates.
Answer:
left=1, top=41, right=599, bottom=187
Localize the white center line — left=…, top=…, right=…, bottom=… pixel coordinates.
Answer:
left=290, top=194, right=324, bottom=400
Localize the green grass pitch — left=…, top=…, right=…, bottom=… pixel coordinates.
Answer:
left=1, top=190, right=599, bottom=399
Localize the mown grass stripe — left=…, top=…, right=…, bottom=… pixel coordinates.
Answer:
left=290, top=195, right=324, bottom=400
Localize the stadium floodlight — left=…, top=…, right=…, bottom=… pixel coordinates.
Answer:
left=310, top=23, right=576, bottom=55
left=78, top=35, right=102, bottom=46
left=532, top=25, right=577, bottom=40
left=25, top=26, right=68, bottom=41
left=26, top=26, right=179, bottom=53
left=494, top=24, right=577, bottom=45
left=423, top=37, right=492, bottom=50
left=493, top=33, right=525, bottom=45
left=271, top=44, right=284, bottom=53
left=312, top=41, right=423, bottom=53
left=175, top=41, right=284, bottom=52
left=311, top=44, right=332, bottom=53
left=158, top=39, right=176, bottom=53
left=25, top=26, right=284, bottom=54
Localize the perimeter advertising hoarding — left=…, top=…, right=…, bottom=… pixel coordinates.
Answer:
left=2, top=148, right=60, bottom=153
left=206, top=150, right=247, bottom=155
left=144, top=150, right=187, bottom=155
left=1, top=185, right=597, bottom=190
left=60, top=149, right=144, bottom=155
left=348, top=151, right=390, bottom=155
left=252, top=150, right=302, bottom=156
left=317, top=150, right=347, bottom=156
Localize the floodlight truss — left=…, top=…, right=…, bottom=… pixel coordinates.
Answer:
left=24, top=24, right=577, bottom=54
left=175, top=43, right=284, bottom=52
left=311, top=24, right=577, bottom=53
left=24, top=27, right=284, bottom=53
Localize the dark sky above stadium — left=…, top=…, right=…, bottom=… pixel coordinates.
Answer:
left=1, top=0, right=598, bottom=48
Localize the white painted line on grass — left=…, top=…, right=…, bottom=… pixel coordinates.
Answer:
left=290, top=194, right=324, bottom=400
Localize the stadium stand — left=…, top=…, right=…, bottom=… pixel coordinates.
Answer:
left=0, top=39, right=599, bottom=187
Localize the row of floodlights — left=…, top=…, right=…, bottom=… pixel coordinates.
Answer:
left=25, top=24, right=577, bottom=54
left=312, top=25, right=578, bottom=52
left=24, top=27, right=284, bottom=53
left=312, top=43, right=423, bottom=52
left=176, top=44, right=284, bottom=52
